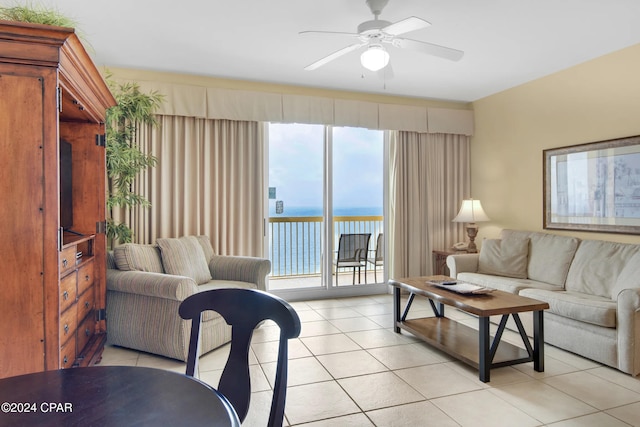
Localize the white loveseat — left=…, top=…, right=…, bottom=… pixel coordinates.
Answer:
left=106, top=235, right=271, bottom=361
left=446, top=229, right=640, bottom=376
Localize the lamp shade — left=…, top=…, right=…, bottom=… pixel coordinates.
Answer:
left=361, top=45, right=389, bottom=71
left=452, top=199, right=490, bottom=223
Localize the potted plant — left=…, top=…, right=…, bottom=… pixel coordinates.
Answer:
left=0, top=4, right=78, bottom=27
left=105, top=77, right=164, bottom=246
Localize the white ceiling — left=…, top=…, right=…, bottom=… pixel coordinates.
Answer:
left=15, top=0, right=640, bottom=102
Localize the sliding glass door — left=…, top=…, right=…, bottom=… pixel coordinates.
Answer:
left=267, top=124, right=325, bottom=291
left=332, top=127, right=384, bottom=287
left=266, top=124, right=387, bottom=299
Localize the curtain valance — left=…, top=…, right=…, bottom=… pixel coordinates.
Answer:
left=127, top=79, right=474, bottom=135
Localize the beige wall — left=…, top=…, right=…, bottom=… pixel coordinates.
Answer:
left=471, top=43, right=640, bottom=245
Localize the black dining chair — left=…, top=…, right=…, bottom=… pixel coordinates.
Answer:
left=179, top=288, right=301, bottom=427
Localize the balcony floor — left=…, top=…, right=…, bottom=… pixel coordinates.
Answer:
left=269, top=269, right=384, bottom=290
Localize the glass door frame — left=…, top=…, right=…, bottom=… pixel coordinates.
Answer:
left=265, top=124, right=390, bottom=301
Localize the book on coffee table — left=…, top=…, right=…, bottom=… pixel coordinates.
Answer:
left=426, top=278, right=458, bottom=286
left=426, top=280, right=493, bottom=295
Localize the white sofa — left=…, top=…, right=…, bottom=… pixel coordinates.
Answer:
left=447, top=229, right=640, bottom=376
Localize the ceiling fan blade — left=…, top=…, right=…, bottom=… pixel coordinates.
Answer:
left=394, top=37, right=464, bottom=61
left=299, top=30, right=360, bottom=37
left=304, top=43, right=365, bottom=71
left=382, top=16, right=431, bottom=36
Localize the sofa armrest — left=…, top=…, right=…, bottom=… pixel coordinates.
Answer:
left=446, top=253, right=480, bottom=278
left=616, top=287, right=640, bottom=376
left=209, top=255, right=271, bottom=291
left=106, top=269, right=198, bottom=301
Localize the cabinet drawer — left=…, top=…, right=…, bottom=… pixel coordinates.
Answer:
left=76, top=314, right=95, bottom=355
left=59, top=334, right=77, bottom=369
left=59, top=273, right=77, bottom=312
left=59, top=305, right=77, bottom=344
left=77, top=261, right=94, bottom=295
left=77, top=287, right=94, bottom=325
left=59, top=246, right=77, bottom=275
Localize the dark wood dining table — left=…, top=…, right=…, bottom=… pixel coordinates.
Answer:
left=0, top=365, right=240, bottom=426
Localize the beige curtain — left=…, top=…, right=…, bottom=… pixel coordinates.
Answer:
left=389, top=131, right=470, bottom=278
left=114, top=115, right=264, bottom=257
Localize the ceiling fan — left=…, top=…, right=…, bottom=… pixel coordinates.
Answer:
left=301, top=0, right=464, bottom=72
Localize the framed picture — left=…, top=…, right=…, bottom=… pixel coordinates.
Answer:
left=544, top=135, right=640, bottom=234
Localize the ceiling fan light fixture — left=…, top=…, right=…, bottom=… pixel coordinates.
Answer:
left=360, top=45, right=389, bottom=71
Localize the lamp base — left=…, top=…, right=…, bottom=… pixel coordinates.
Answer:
left=466, top=223, right=479, bottom=253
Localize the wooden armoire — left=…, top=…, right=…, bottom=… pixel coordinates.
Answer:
left=0, top=21, right=116, bottom=378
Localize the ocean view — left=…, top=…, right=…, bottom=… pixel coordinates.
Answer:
left=267, top=125, right=384, bottom=278
left=269, top=205, right=382, bottom=217
left=268, top=206, right=383, bottom=276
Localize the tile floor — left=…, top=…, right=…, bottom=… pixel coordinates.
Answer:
left=100, top=294, right=640, bottom=426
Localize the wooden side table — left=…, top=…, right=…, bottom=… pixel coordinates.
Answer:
left=432, top=249, right=467, bottom=276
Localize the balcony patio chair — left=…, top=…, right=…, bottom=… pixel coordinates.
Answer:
left=367, top=233, right=384, bottom=283
left=179, top=288, right=301, bottom=427
left=333, top=233, right=371, bottom=286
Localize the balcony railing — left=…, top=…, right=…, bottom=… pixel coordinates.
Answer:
left=269, top=215, right=383, bottom=277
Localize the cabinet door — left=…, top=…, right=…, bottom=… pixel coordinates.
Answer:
left=0, top=73, right=46, bottom=377
left=60, top=123, right=107, bottom=331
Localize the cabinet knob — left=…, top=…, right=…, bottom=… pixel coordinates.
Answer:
left=84, top=301, right=90, bottom=309
left=85, top=275, right=90, bottom=281
left=63, top=291, right=69, bottom=300
left=63, top=356, right=68, bottom=364
left=64, top=324, right=69, bottom=334
left=85, top=328, right=91, bottom=337
left=62, top=259, right=68, bottom=268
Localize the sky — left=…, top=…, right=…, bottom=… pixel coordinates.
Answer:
left=268, top=123, right=383, bottom=211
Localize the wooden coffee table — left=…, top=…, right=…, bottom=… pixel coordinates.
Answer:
left=390, top=275, right=549, bottom=382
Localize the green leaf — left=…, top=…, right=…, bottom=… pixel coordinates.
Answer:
left=105, top=73, right=164, bottom=243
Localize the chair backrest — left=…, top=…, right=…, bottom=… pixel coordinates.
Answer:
left=179, top=288, right=301, bottom=427
left=374, top=233, right=384, bottom=261
left=336, top=233, right=371, bottom=262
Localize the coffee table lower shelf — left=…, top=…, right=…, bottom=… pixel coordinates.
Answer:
left=397, top=317, right=530, bottom=370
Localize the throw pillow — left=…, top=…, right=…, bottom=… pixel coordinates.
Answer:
left=157, top=236, right=212, bottom=285
left=194, top=235, right=216, bottom=262
left=113, top=243, right=164, bottom=273
left=478, top=235, right=530, bottom=279
left=501, top=229, right=579, bottom=287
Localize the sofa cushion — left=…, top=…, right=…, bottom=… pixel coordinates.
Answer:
left=611, top=250, right=640, bottom=299
left=106, top=251, right=117, bottom=270
left=501, top=229, right=579, bottom=287
left=457, top=272, right=560, bottom=294
left=195, top=235, right=216, bottom=262
left=520, top=288, right=617, bottom=328
left=157, top=236, right=212, bottom=285
left=113, top=243, right=164, bottom=273
left=566, top=240, right=640, bottom=299
left=477, top=234, right=529, bottom=279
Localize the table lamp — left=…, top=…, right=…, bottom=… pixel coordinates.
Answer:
left=452, top=199, right=490, bottom=253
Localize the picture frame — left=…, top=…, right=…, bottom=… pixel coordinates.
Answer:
left=544, top=135, right=640, bottom=235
